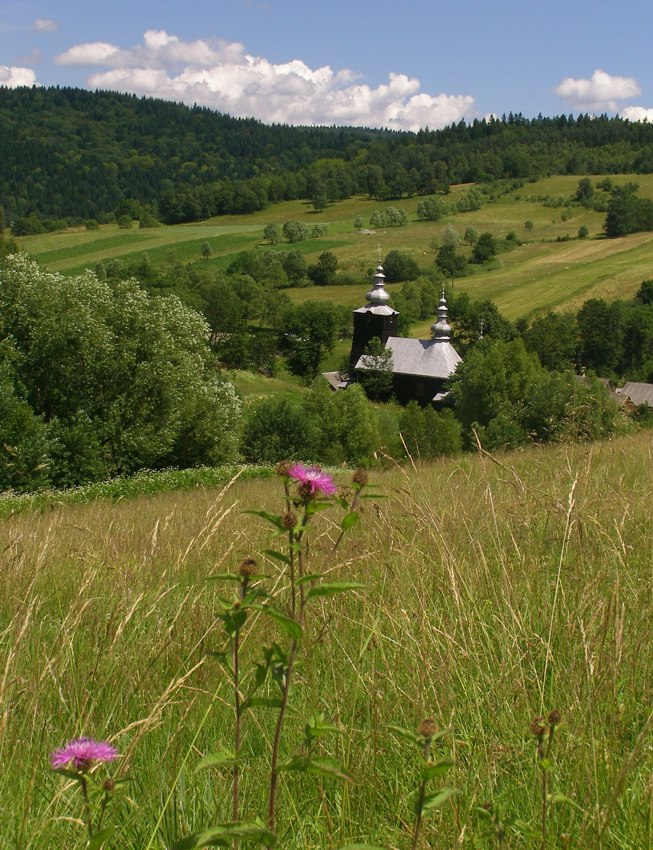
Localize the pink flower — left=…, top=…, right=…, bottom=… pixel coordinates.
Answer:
left=287, top=463, right=337, bottom=497
left=50, top=737, right=118, bottom=771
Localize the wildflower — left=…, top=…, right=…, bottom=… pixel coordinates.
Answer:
left=352, top=468, right=369, bottom=487
left=282, top=510, right=298, bottom=529
left=50, top=737, right=118, bottom=772
left=275, top=460, right=293, bottom=478
left=287, top=464, right=337, bottom=497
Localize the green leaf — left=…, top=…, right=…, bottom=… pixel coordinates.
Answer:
left=53, top=767, right=84, bottom=782
left=241, top=696, right=283, bottom=712
left=340, top=511, right=360, bottom=532
left=87, top=827, right=115, bottom=850
left=306, top=581, right=364, bottom=601
left=206, top=573, right=241, bottom=583
left=421, top=787, right=459, bottom=812
left=244, top=510, right=284, bottom=531
left=386, top=724, right=420, bottom=744
left=547, top=792, right=584, bottom=812
left=422, top=757, right=454, bottom=780
left=277, top=756, right=353, bottom=782
left=195, top=748, right=239, bottom=772
left=263, top=549, right=291, bottom=566
left=172, top=821, right=277, bottom=849
left=250, top=605, right=303, bottom=640
left=296, top=573, right=323, bottom=586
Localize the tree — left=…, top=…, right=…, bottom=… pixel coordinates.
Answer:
left=282, top=220, right=308, bottom=243
left=0, top=254, right=242, bottom=486
left=263, top=223, right=281, bottom=244
left=357, top=337, right=394, bottom=401
left=440, top=223, right=460, bottom=249
left=578, top=225, right=589, bottom=239
left=283, top=302, right=339, bottom=381
left=522, top=311, right=579, bottom=372
left=436, top=245, right=468, bottom=282
left=307, top=251, right=338, bottom=286
left=524, top=220, right=534, bottom=232
left=464, top=226, right=478, bottom=246
left=471, top=232, right=497, bottom=263
left=354, top=215, right=364, bottom=231
left=574, top=177, right=595, bottom=207
left=637, top=279, right=653, bottom=305
left=200, top=241, right=212, bottom=260
left=416, top=199, right=445, bottom=221
left=383, top=250, right=420, bottom=282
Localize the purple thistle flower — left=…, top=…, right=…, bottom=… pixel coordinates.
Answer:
left=287, top=463, right=337, bottom=497
left=50, top=737, right=118, bottom=772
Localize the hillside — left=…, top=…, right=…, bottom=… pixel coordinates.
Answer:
left=5, top=87, right=653, bottom=225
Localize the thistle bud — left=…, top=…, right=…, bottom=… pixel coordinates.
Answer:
left=282, top=510, right=298, bottom=530
left=418, top=718, right=438, bottom=739
left=276, top=460, right=292, bottom=478
left=239, top=558, right=257, bottom=577
left=352, top=468, right=369, bottom=486
left=530, top=716, right=546, bottom=738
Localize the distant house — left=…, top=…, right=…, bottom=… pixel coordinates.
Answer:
left=324, top=262, right=462, bottom=405
left=614, top=381, right=653, bottom=409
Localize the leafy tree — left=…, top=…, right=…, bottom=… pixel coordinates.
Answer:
left=436, top=244, right=467, bottom=282
left=637, top=279, right=653, bottom=305
left=282, top=220, right=309, bottom=243
left=383, top=249, right=420, bottom=282
left=574, top=177, right=595, bottom=206
left=281, top=250, right=308, bottom=287
left=471, top=232, right=497, bottom=263
left=522, top=311, right=579, bottom=372
left=263, top=223, right=281, bottom=244
left=307, top=251, right=338, bottom=286
left=604, top=183, right=653, bottom=237
left=357, top=337, right=394, bottom=402
left=0, top=254, right=241, bottom=486
left=577, top=298, right=624, bottom=374
left=416, top=198, right=445, bottom=221
left=449, top=292, right=515, bottom=351
left=354, top=215, right=364, bottom=230
left=524, top=220, right=534, bottom=232
left=578, top=225, right=589, bottom=239
left=440, top=223, right=460, bottom=249
left=283, top=302, right=339, bottom=381
left=241, top=393, right=319, bottom=463
left=200, top=241, right=212, bottom=260
left=464, top=226, right=478, bottom=246
left=117, top=214, right=132, bottom=229
left=450, top=337, right=620, bottom=449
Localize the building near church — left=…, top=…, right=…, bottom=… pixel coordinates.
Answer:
left=324, top=262, right=462, bottom=405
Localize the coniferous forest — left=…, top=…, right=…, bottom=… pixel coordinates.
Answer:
left=5, top=86, right=653, bottom=227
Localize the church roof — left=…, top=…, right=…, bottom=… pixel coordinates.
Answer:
left=352, top=261, right=399, bottom=317
left=357, top=336, right=461, bottom=379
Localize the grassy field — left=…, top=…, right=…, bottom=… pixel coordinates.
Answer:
left=2, top=434, right=652, bottom=848
left=15, top=174, right=653, bottom=324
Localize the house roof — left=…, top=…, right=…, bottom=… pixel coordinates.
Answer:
left=615, top=381, right=653, bottom=407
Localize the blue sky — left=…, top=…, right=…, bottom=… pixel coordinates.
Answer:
left=2, top=0, right=653, bottom=131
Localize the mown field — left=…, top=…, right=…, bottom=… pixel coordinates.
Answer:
left=1, top=434, right=652, bottom=848
left=14, top=175, right=653, bottom=326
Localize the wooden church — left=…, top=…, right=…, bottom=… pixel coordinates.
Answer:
left=324, top=262, right=462, bottom=405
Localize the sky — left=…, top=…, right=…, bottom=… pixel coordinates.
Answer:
left=2, top=0, right=653, bottom=132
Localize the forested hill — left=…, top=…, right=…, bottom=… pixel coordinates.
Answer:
left=4, top=85, right=653, bottom=226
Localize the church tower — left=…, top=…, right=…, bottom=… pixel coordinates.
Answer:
left=349, top=262, right=399, bottom=371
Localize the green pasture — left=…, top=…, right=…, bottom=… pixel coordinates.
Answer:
left=15, top=174, right=653, bottom=323
left=1, top=433, right=652, bottom=847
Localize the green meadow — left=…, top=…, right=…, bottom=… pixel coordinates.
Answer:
left=1, top=434, right=652, bottom=848
left=16, top=174, right=653, bottom=325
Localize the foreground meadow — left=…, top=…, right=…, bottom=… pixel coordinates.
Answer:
left=1, top=435, right=652, bottom=849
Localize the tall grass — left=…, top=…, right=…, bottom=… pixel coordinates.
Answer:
left=1, top=435, right=652, bottom=847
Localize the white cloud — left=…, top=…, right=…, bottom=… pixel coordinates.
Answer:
left=0, top=65, right=37, bottom=87
left=55, top=29, right=475, bottom=130
left=32, top=18, right=58, bottom=33
left=620, top=106, right=653, bottom=122
left=555, top=69, right=640, bottom=112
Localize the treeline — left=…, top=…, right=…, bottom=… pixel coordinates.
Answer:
left=6, top=87, right=653, bottom=226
